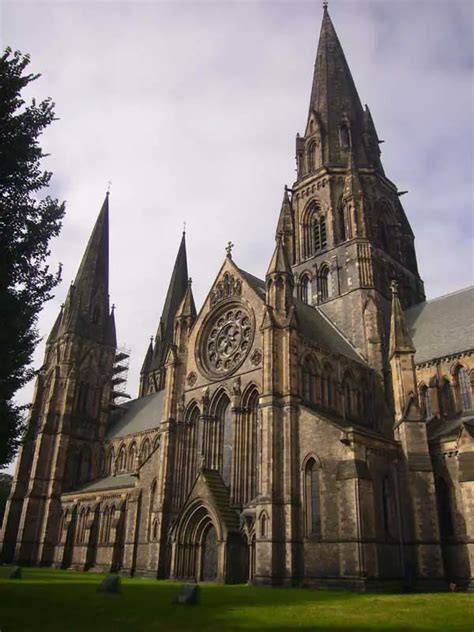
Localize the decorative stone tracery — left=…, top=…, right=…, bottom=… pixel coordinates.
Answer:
left=209, top=272, right=242, bottom=307
left=201, top=304, right=254, bottom=378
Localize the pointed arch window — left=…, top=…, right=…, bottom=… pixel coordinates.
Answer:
left=242, top=387, right=260, bottom=503
left=118, top=445, right=127, bottom=472
left=338, top=206, right=346, bottom=242
left=342, top=372, right=359, bottom=420
left=307, top=141, right=316, bottom=173
left=318, top=265, right=330, bottom=302
left=128, top=442, right=137, bottom=471
left=211, top=392, right=232, bottom=486
left=141, top=438, right=151, bottom=463
left=301, top=356, right=320, bottom=406
left=304, top=458, right=321, bottom=537
left=419, top=384, right=432, bottom=420
left=314, top=217, right=327, bottom=253
left=107, top=446, right=115, bottom=475
left=440, top=379, right=455, bottom=419
left=321, top=364, right=335, bottom=410
left=300, top=274, right=311, bottom=304
left=456, top=366, right=472, bottom=411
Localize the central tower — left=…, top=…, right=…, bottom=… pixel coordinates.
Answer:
left=278, top=6, right=425, bottom=374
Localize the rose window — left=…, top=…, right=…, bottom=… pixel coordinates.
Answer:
left=203, top=306, right=254, bottom=377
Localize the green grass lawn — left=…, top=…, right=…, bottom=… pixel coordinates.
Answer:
left=0, top=567, right=472, bottom=632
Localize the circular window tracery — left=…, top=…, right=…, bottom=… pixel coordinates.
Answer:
left=201, top=304, right=254, bottom=378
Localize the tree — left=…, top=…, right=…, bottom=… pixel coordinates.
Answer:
left=0, top=48, right=65, bottom=467
left=0, top=473, right=13, bottom=524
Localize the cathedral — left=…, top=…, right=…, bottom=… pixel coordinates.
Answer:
left=1, top=6, right=473, bottom=591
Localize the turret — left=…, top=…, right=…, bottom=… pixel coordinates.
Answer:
left=265, top=235, right=294, bottom=318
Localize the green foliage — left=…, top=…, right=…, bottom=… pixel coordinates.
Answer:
left=0, top=567, right=471, bottom=631
left=0, top=48, right=65, bottom=467
left=0, top=472, right=13, bottom=524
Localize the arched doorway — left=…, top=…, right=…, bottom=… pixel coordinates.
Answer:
left=201, top=524, right=218, bottom=581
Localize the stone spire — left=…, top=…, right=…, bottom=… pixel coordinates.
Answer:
left=266, top=235, right=294, bottom=317
left=175, top=278, right=197, bottom=321
left=140, top=337, right=154, bottom=374
left=148, top=232, right=189, bottom=372
left=307, top=5, right=368, bottom=166
left=275, top=187, right=295, bottom=265
left=389, top=280, right=415, bottom=359
left=57, top=193, right=113, bottom=344
left=266, top=234, right=293, bottom=278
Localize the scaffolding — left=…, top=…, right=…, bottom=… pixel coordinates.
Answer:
left=110, top=345, right=131, bottom=407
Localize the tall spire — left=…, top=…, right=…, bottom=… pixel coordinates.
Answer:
left=307, top=6, right=367, bottom=166
left=58, top=193, right=112, bottom=344
left=149, top=232, right=189, bottom=371
left=73, top=192, right=109, bottom=310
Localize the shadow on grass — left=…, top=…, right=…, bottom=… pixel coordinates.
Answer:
left=0, top=568, right=469, bottom=632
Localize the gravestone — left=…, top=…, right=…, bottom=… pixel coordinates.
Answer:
left=7, top=566, right=22, bottom=579
left=176, top=584, right=200, bottom=605
left=98, top=574, right=121, bottom=594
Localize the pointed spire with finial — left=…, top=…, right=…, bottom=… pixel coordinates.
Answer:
left=147, top=231, right=189, bottom=372
left=176, top=277, right=197, bottom=320
left=389, top=280, right=415, bottom=359
left=140, top=337, right=154, bottom=374
left=58, top=192, right=113, bottom=344
left=266, top=234, right=293, bottom=278
left=306, top=4, right=367, bottom=166
left=276, top=186, right=294, bottom=239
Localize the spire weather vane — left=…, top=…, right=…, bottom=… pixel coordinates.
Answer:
left=107, top=180, right=112, bottom=194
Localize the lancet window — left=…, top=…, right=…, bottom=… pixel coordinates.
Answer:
left=300, top=274, right=311, bottom=304
left=304, top=457, right=321, bottom=537
left=302, top=202, right=328, bottom=259
left=456, top=365, right=472, bottom=411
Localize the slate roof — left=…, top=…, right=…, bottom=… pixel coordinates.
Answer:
left=238, top=266, right=365, bottom=365
left=201, top=470, right=240, bottom=532
left=106, top=390, right=164, bottom=440
left=294, top=300, right=366, bottom=364
left=238, top=267, right=266, bottom=298
left=404, top=287, right=474, bottom=364
left=65, top=473, right=136, bottom=495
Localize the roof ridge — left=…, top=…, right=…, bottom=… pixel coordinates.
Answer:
left=410, top=285, right=474, bottom=309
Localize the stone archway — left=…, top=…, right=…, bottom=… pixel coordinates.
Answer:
left=171, top=503, right=223, bottom=582
left=201, top=524, right=218, bottom=581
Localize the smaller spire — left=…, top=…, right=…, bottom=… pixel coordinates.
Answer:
left=140, top=337, right=154, bottom=374
left=176, top=277, right=197, bottom=320
left=276, top=186, right=294, bottom=238
left=389, top=280, right=415, bottom=359
left=266, top=234, right=292, bottom=277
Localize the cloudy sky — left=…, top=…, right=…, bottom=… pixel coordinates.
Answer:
left=1, top=0, right=473, bottom=470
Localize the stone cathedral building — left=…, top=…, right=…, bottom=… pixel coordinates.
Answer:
left=1, top=7, right=473, bottom=590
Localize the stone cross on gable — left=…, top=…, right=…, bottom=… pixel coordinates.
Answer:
left=226, top=241, right=234, bottom=258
